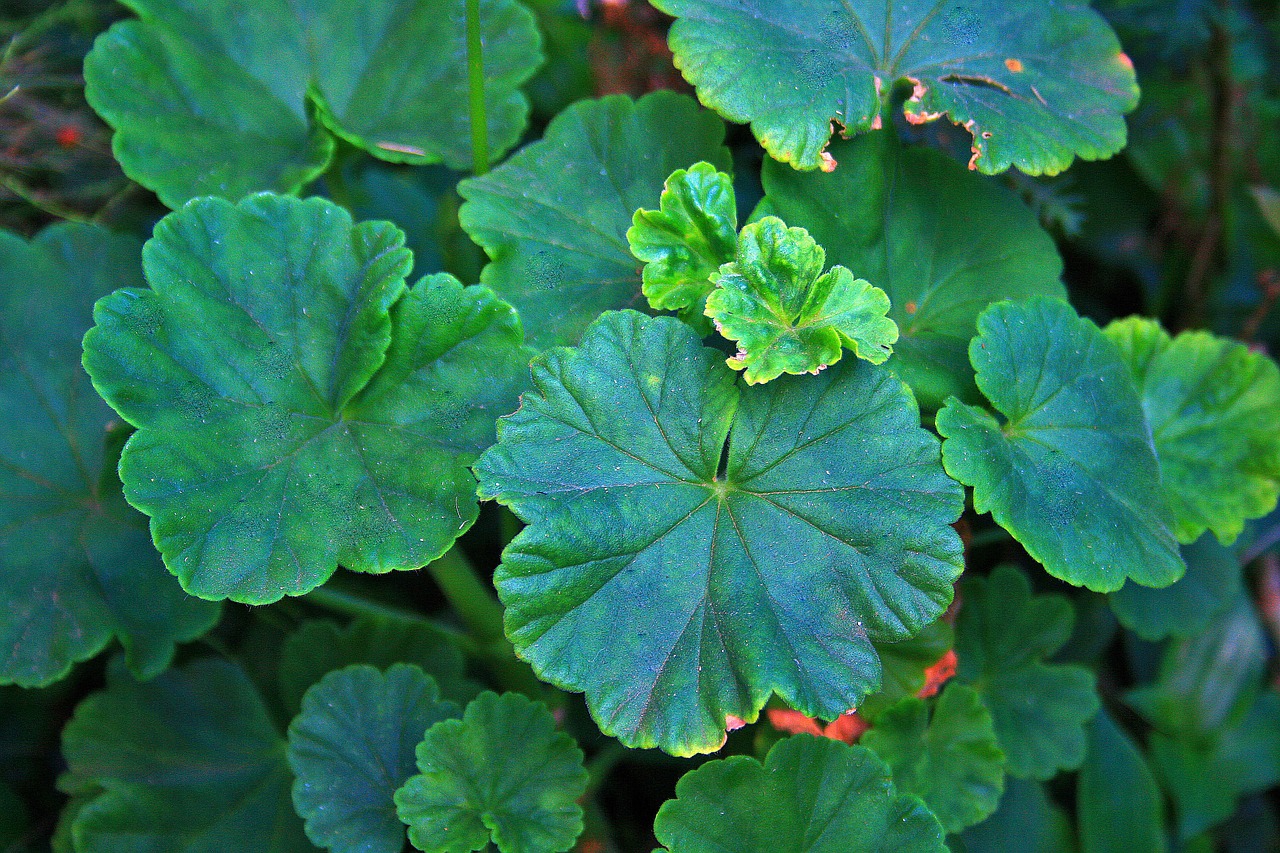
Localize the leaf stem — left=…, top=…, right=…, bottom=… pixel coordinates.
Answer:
left=584, top=742, right=627, bottom=797
left=464, top=0, right=490, bottom=175
left=304, top=583, right=479, bottom=655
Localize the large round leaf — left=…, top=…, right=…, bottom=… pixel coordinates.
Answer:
left=475, top=310, right=964, bottom=755
left=0, top=224, right=218, bottom=687
left=83, top=194, right=532, bottom=604
left=85, top=0, right=542, bottom=208
left=652, top=0, right=1139, bottom=175
left=936, top=298, right=1184, bottom=592
left=458, top=92, right=731, bottom=348
left=762, top=132, right=1064, bottom=410
left=653, top=734, right=945, bottom=852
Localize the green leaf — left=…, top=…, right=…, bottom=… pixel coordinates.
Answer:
left=860, top=619, right=955, bottom=721
left=1109, top=534, right=1242, bottom=642
left=0, top=224, right=218, bottom=687
left=654, top=734, right=945, bottom=853
left=60, top=657, right=312, bottom=852
left=627, top=161, right=738, bottom=334
left=475, top=310, right=963, bottom=755
left=459, top=92, right=732, bottom=348
left=936, top=298, right=1185, bottom=592
left=1076, top=710, right=1166, bottom=853
left=288, top=664, right=461, bottom=853
left=705, top=217, right=898, bottom=384
left=862, top=683, right=1005, bottom=833
left=1252, top=186, right=1280, bottom=238
left=762, top=132, right=1065, bottom=410
left=956, top=778, right=1074, bottom=853
left=395, top=691, right=588, bottom=853
left=1104, top=316, right=1280, bottom=544
left=652, top=0, right=1139, bottom=175
left=83, top=194, right=531, bottom=604
left=955, top=566, right=1100, bottom=780
left=84, top=0, right=543, bottom=207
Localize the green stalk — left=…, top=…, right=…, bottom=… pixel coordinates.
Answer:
left=304, top=584, right=479, bottom=655
left=464, top=0, right=490, bottom=175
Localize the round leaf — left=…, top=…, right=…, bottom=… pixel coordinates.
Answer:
left=394, top=691, right=588, bottom=853
left=458, top=92, right=731, bottom=348
left=653, top=734, right=945, bottom=853
left=1109, top=533, right=1242, bottom=642
left=82, top=194, right=531, bottom=604
left=287, top=664, right=461, bottom=853
left=652, top=0, right=1139, bottom=175
left=936, top=298, right=1185, bottom=592
left=475, top=310, right=964, bottom=755
left=0, top=224, right=218, bottom=687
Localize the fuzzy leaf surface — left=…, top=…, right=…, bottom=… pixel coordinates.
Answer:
left=395, top=692, right=587, bottom=853
left=1109, top=534, right=1242, bottom=642
left=652, top=0, right=1139, bottom=174
left=287, top=664, right=461, bottom=853
left=936, top=298, right=1184, bottom=592
left=0, top=224, right=217, bottom=687
left=475, top=311, right=963, bottom=755
left=82, top=195, right=531, bottom=604
left=459, top=92, right=731, bottom=348
left=84, top=0, right=542, bottom=207
left=654, top=734, right=945, bottom=852
left=705, top=217, right=897, bottom=383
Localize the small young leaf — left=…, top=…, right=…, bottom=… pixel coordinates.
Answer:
left=955, top=566, right=1100, bottom=780
left=653, top=734, right=946, bottom=853
left=1109, top=534, right=1242, bottom=642
left=475, top=311, right=964, bottom=755
left=705, top=217, right=898, bottom=383
left=1077, top=710, right=1166, bottom=853
left=395, top=692, right=588, bottom=853
left=83, top=195, right=532, bottom=604
left=936, top=298, right=1185, bottom=592
left=1105, top=316, right=1280, bottom=544
left=861, top=683, right=1005, bottom=833
left=287, top=664, right=461, bottom=853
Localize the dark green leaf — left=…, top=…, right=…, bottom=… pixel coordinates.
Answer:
left=936, top=298, right=1185, bottom=592
left=653, top=734, right=945, bottom=853
left=475, top=311, right=964, bottom=755
left=83, top=195, right=531, bottom=604
left=287, top=664, right=461, bottom=853
left=1077, top=710, right=1166, bottom=853
left=860, top=619, right=955, bottom=721
left=458, top=92, right=731, bottom=348
left=0, top=224, right=217, bottom=687
left=395, top=691, right=587, bottom=853
left=652, top=0, right=1139, bottom=175
left=956, top=778, right=1074, bottom=853
left=1109, top=534, right=1242, bottom=642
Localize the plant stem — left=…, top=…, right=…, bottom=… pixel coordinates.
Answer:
left=304, top=583, right=479, bottom=655
left=464, top=0, right=489, bottom=176
left=0, top=173, right=92, bottom=223
left=584, top=742, right=627, bottom=798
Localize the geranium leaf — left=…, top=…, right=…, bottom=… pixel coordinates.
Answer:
left=936, top=298, right=1185, bottom=592
left=653, top=734, right=945, bottom=852
left=82, top=194, right=531, bottom=604
left=474, top=310, right=963, bottom=755
left=60, top=657, right=311, bottom=851
left=84, top=0, right=542, bottom=207
left=1109, top=534, right=1242, bottom=642
left=458, top=92, right=732, bottom=348
left=955, top=779, right=1073, bottom=853
left=287, top=664, right=461, bottom=853
left=955, top=566, right=1100, bottom=780
left=762, top=132, right=1064, bottom=410
left=394, top=692, right=588, bottom=853
left=860, top=619, right=955, bottom=721
left=862, top=683, right=1005, bottom=833
left=1076, top=710, right=1166, bottom=853
left=1105, top=316, right=1280, bottom=544
left=705, top=216, right=898, bottom=384
left=0, top=224, right=218, bottom=687
left=652, top=0, right=1139, bottom=175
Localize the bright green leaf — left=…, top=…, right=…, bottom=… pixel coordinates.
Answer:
left=83, top=194, right=531, bottom=604
left=459, top=92, right=732, bottom=348
left=956, top=778, right=1074, bottom=853
left=1105, top=316, right=1280, bottom=544
left=84, top=0, right=542, bottom=207
left=654, top=734, right=945, bottom=853
left=0, top=224, right=218, bottom=687
left=860, top=619, right=955, bottom=721
left=936, top=298, right=1185, bottom=592
left=862, top=683, right=1005, bottom=833
left=395, top=691, right=587, bottom=853
left=1109, top=534, right=1242, bottom=642
left=955, top=566, right=1100, bottom=780
left=652, top=0, right=1139, bottom=175
left=1077, top=710, right=1166, bottom=853
left=705, top=216, right=898, bottom=383
left=60, top=657, right=312, bottom=852
left=287, top=664, right=461, bottom=853
left=762, top=132, right=1065, bottom=409
left=475, top=310, right=963, bottom=755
